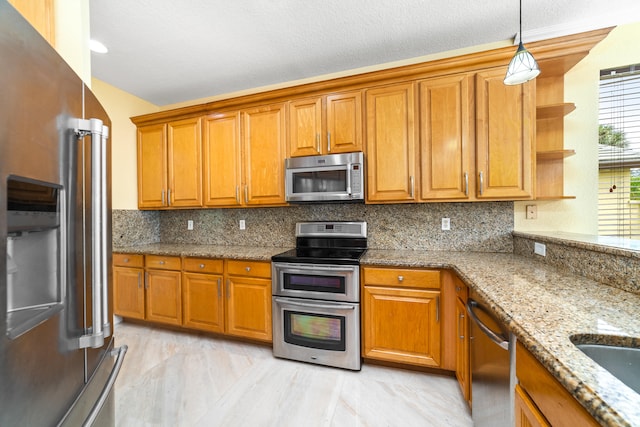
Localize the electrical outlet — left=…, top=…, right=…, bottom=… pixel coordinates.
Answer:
left=534, top=242, right=546, bottom=256
left=526, top=205, right=537, bottom=220
left=441, top=218, right=451, bottom=231
left=239, top=219, right=246, bottom=230
left=187, top=220, right=194, bottom=230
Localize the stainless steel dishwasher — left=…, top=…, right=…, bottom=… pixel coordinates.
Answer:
left=466, top=289, right=515, bottom=427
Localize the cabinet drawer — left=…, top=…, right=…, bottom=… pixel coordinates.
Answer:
left=183, top=257, right=224, bottom=274
left=454, top=278, right=468, bottom=301
left=226, top=260, right=271, bottom=278
left=113, top=253, right=144, bottom=268
left=362, top=267, right=440, bottom=289
left=145, top=255, right=181, bottom=270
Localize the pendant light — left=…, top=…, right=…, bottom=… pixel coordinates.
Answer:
left=504, top=0, right=540, bottom=85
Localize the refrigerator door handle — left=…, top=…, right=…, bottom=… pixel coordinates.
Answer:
left=72, top=118, right=111, bottom=349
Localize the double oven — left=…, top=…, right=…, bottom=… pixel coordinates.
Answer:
left=271, top=222, right=367, bottom=371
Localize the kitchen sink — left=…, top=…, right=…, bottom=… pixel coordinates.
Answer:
left=574, top=342, right=640, bottom=394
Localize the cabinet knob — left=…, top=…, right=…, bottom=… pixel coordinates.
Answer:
left=123, top=258, right=129, bottom=263
left=159, top=260, right=165, bottom=265
left=245, top=266, right=251, bottom=272
left=199, top=264, right=205, bottom=269
left=398, top=275, right=404, bottom=282
left=456, top=286, right=461, bottom=292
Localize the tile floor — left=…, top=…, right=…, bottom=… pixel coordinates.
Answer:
left=114, top=322, right=472, bottom=427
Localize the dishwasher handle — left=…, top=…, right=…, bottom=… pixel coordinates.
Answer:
left=466, top=299, right=509, bottom=351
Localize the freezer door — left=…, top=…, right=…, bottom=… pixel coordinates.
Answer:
left=58, top=339, right=128, bottom=427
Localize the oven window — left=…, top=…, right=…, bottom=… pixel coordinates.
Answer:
left=283, top=273, right=345, bottom=294
left=292, top=170, right=347, bottom=193
left=284, top=310, right=346, bottom=351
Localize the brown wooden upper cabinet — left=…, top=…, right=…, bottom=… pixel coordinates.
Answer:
left=367, top=68, right=535, bottom=204
left=475, top=67, right=535, bottom=199
left=288, top=91, right=363, bottom=157
left=203, top=111, right=243, bottom=207
left=203, top=104, right=287, bottom=207
left=137, top=117, right=203, bottom=209
left=419, top=73, right=474, bottom=201
left=366, top=82, right=417, bottom=203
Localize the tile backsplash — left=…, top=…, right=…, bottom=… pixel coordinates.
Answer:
left=112, top=201, right=514, bottom=252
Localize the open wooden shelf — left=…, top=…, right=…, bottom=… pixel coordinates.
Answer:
left=535, top=195, right=576, bottom=200
left=536, top=103, right=576, bottom=120
left=536, top=149, right=576, bottom=161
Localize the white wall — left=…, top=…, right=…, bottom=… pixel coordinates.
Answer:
left=91, top=79, right=160, bottom=209
left=514, top=22, right=640, bottom=234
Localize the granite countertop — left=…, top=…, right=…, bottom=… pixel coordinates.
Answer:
left=114, top=244, right=640, bottom=426
left=362, top=249, right=640, bottom=427
left=114, top=243, right=291, bottom=261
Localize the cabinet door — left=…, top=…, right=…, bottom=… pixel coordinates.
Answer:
left=225, top=276, right=272, bottom=342
left=203, top=112, right=243, bottom=207
left=145, top=270, right=182, bottom=326
left=113, top=266, right=145, bottom=319
left=243, top=104, right=287, bottom=206
left=476, top=68, right=534, bottom=199
left=167, top=117, right=203, bottom=207
left=289, top=97, right=323, bottom=157
left=515, top=384, right=551, bottom=427
left=362, top=286, right=441, bottom=367
left=326, top=91, right=362, bottom=154
left=137, top=124, right=167, bottom=208
left=366, top=83, right=417, bottom=202
left=182, top=272, right=224, bottom=333
left=455, top=297, right=470, bottom=403
left=419, top=74, right=473, bottom=200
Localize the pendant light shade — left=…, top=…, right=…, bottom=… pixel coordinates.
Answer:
left=504, top=0, right=540, bottom=85
left=504, top=42, right=540, bottom=85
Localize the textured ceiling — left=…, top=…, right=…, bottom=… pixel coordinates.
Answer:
left=89, top=0, right=640, bottom=106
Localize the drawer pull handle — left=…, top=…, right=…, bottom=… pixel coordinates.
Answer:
left=199, top=264, right=205, bottom=269
left=398, top=275, right=404, bottom=282
left=123, top=258, right=129, bottom=263
left=456, top=286, right=461, bottom=292
left=159, top=260, right=165, bottom=265
left=245, top=266, right=251, bottom=272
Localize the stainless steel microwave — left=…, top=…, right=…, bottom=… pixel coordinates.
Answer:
left=285, top=152, right=364, bottom=203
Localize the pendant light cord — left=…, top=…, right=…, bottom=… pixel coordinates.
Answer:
left=519, top=0, right=523, bottom=45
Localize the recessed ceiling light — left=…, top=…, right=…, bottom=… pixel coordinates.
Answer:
left=89, top=39, right=108, bottom=54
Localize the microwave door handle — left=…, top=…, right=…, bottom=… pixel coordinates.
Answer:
left=346, top=163, right=352, bottom=195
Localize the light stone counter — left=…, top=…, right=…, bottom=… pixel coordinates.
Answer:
left=113, top=244, right=640, bottom=426
left=362, top=249, right=640, bottom=427
left=113, top=243, right=291, bottom=261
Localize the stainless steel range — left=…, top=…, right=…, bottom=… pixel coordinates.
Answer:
left=271, top=221, right=367, bottom=370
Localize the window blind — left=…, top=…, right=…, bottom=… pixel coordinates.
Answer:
left=598, top=64, right=640, bottom=238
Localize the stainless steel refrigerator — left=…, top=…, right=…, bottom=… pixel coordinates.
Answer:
left=0, top=1, right=127, bottom=425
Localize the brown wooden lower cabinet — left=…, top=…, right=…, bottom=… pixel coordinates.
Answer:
left=361, top=266, right=442, bottom=367
left=113, top=254, right=145, bottom=319
left=145, top=255, right=182, bottom=326
left=225, top=260, right=272, bottom=342
left=113, top=253, right=272, bottom=343
left=515, top=341, right=599, bottom=427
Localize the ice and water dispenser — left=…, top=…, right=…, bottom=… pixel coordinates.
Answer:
left=6, top=177, right=63, bottom=339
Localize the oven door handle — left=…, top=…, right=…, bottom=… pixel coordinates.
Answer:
left=274, top=297, right=356, bottom=311
left=275, top=264, right=357, bottom=275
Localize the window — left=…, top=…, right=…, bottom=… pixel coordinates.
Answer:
left=598, top=64, right=640, bottom=238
